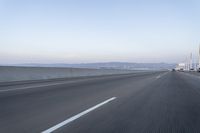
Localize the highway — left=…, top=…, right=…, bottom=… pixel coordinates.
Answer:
left=1, top=71, right=200, bottom=133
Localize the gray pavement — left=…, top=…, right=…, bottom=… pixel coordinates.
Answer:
left=1, top=71, right=200, bottom=133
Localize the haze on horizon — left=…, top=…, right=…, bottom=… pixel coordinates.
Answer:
left=0, top=0, right=200, bottom=64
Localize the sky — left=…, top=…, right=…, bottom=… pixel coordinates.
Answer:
left=0, top=0, right=200, bottom=64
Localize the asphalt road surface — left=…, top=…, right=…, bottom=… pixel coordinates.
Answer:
left=1, top=71, right=200, bottom=133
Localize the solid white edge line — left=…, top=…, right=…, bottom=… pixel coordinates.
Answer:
left=0, top=83, right=65, bottom=92
left=41, top=97, right=117, bottom=133
left=0, top=80, right=87, bottom=93
left=156, top=76, right=161, bottom=79
left=156, top=72, right=169, bottom=79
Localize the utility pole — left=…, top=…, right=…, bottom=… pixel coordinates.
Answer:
left=198, top=44, right=200, bottom=72
left=190, top=53, right=193, bottom=70
left=199, top=44, right=200, bottom=66
left=185, top=57, right=189, bottom=71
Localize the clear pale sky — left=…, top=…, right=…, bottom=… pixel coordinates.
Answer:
left=0, top=0, right=200, bottom=64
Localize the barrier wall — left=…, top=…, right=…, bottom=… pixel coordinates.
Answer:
left=0, top=66, right=137, bottom=82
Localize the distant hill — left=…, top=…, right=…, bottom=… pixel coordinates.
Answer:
left=3, top=62, right=176, bottom=70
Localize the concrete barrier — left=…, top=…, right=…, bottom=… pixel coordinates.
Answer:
left=0, top=66, right=138, bottom=82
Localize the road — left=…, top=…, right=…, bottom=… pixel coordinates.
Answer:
left=1, top=71, right=200, bottom=133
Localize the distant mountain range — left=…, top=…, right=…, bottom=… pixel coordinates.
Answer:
left=3, top=62, right=176, bottom=70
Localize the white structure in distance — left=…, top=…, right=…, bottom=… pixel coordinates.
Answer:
left=176, top=45, right=200, bottom=72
